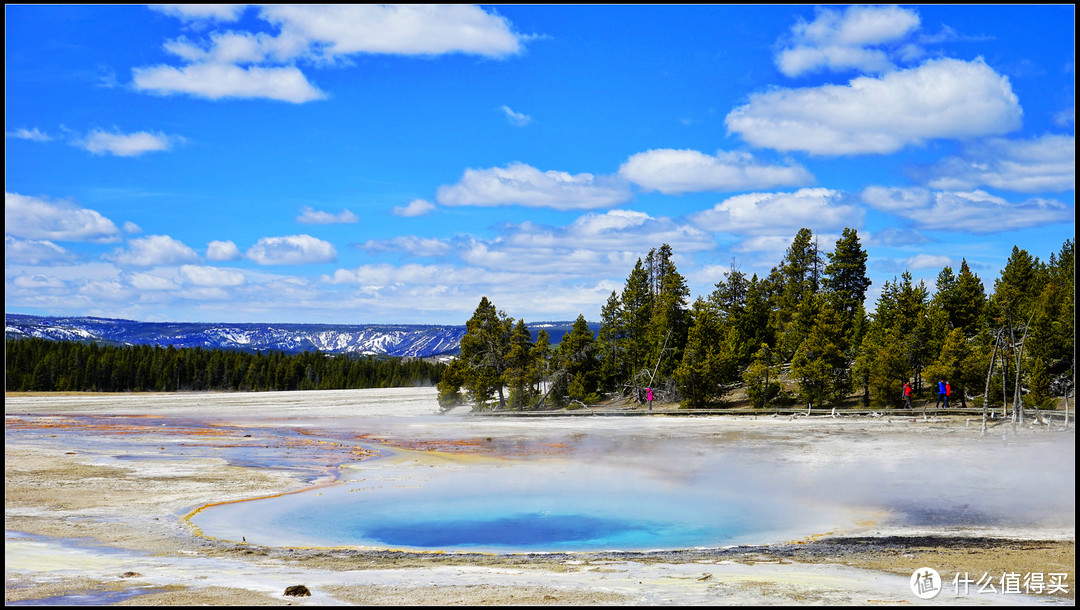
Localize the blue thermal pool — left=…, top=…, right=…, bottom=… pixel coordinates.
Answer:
left=190, top=448, right=847, bottom=552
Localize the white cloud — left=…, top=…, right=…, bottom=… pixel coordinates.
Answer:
left=360, top=236, right=453, bottom=258
left=78, top=279, right=137, bottom=302
left=136, top=5, right=525, bottom=104
left=77, top=129, right=178, bottom=157
left=246, top=234, right=337, bottom=265
left=106, top=235, right=200, bottom=266
left=392, top=199, right=437, bottom=217
left=726, top=58, right=1022, bottom=155
left=862, top=186, right=1073, bottom=233
left=123, top=221, right=142, bottom=234
left=500, top=105, right=532, bottom=126
left=180, top=264, right=246, bottom=287
left=162, top=31, right=309, bottom=65
left=689, top=188, right=861, bottom=235
left=7, top=127, right=53, bottom=142
left=297, top=206, right=359, bottom=224
left=5, top=236, right=75, bottom=265
left=861, top=186, right=932, bottom=212
left=866, top=227, right=929, bottom=247
left=335, top=208, right=713, bottom=318
left=1054, top=107, right=1075, bottom=128
left=5, top=192, right=122, bottom=242
left=12, top=273, right=66, bottom=289
left=133, top=62, right=326, bottom=103
left=618, top=148, right=813, bottom=194
left=260, top=4, right=523, bottom=59
left=777, top=5, right=921, bottom=76
left=206, top=240, right=242, bottom=261
left=436, top=162, right=632, bottom=210
left=922, top=134, right=1075, bottom=193
left=906, top=253, right=952, bottom=270
left=128, top=271, right=180, bottom=291
left=151, top=5, right=246, bottom=22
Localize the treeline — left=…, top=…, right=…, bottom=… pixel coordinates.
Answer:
left=5, top=338, right=446, bottom=392
left=438, top=229, right=1074, bottom=414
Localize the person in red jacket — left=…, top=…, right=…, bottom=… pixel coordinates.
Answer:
left=903, top=381, right=913, bottom=408
left=945, top=380, right=952, bottom=408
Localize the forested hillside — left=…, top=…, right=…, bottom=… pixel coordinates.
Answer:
left=6, top=338, right=446, bottom=392
left=439, top=228, right=1074, bottom=415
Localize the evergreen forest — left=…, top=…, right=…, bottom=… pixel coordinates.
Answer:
left=6, top=338, right=446, bottom=392
left=438, top=228, right=1074, bottom=415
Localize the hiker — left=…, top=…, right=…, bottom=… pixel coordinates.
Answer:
left=646, top=387, right=653, bottom=410
left=903, top=381, right=913, bottom=408
left=934, top=380, right=947, bottom=409
left=945, top=380, right=952, bottom=408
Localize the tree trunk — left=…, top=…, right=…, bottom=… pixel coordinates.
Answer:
left=982, top=331, right=1000, bottom=437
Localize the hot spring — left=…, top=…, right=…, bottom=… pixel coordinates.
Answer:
left=189, top=445, right=858, bottom=552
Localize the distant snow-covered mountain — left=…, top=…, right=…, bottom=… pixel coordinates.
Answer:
left=5, top=314, right=595, bottom=358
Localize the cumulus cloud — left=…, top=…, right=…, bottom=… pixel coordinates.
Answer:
left=12, top=273, right=66, bottom=289
left=905, top=253, right=953, bottom=270
left=246, top=234, right=337, bottom=265
left=5, top=192, right=122, bottom=242
left=76, top=129, right=178, bottom=157
left=260, top=5, right=523, bottom=59
left=297, top=206, right=359, bottom=224
left=392, top=199, right=437, bottom=217
left=206, top=240, right=242, bottom=261
left=499, top=209, right=714, bottom=254
left=150, top=4, right=246, bottom=22
left=106, top=235, right=200, bottom=266
left=726, top=58, right=1022, bottom=155
left=5, top=236, right=75, bottom=265
left=619, top=148, right=813, bottom=194
left=330, top=208, right=713, bottom=319
left=133, top=63, right=326, bottom=103
left=862, top=186, right=1073, bottom=233
left=436, top=162, right=632, bottom=210
left=128, top=271, right=181, bottom=291
left=921, top=134, right=1075, bottom=193
left=180, top=264, right=246, bottom=287
left=776, top=5, right=921, bottom=77
left=689, top=188, right=861, bottom=235
left=500, top=105, right=532, bottom=126
left=867, top=227, right=929, bottom=247
left=7, top=127, right=53, bottom=142
left=135, top=5, right=524, bottom=103
left=360, top=236, right=453, bottom=258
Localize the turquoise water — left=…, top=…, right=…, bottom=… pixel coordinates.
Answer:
left=190, top=454, right=797, bottom=552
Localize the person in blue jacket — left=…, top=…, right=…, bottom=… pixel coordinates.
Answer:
left=934, top=379, right=948, bottom=409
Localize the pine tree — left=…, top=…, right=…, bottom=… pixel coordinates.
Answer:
left=620, top=258, right=654, bottom=393
left=596, top=290, right=625, bottom=392
left=458, top=296, right=514, bottom=409
left=822, top=227, right=871, bottom=322
left=676, top=297, right=729, bottom=407
left=645, top=244, right=690, bottom=387
left=773, top=228, right=821, bottom=361
left=933, top=259, right=986, bottom=335
left=743, top=343, right=780, bottom=409
left=504, top=319, right=535, bottom=410
left=529, top=330, right=552, bottom=408
left=791, top=296, right=849, bottom=407
left=554, top=314, right=600, bottom=404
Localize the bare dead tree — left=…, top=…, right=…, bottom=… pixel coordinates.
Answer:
left=982, top=329, right=1003, bottom=436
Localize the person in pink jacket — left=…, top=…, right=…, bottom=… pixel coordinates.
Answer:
left=646, top=387, right=653, bottom=410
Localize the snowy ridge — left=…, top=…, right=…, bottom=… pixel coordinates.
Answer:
left=6, top=314, right=593, bottom=358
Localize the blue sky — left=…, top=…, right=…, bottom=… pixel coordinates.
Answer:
left=5, top=4, right=1075, bottom=325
